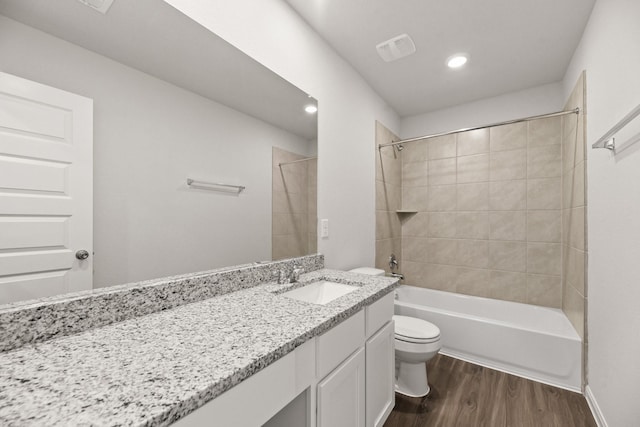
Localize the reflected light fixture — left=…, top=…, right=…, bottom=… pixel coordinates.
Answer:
left=75, top=0, right=115, bottom=14
left=447, top=53, right=469, bottom=69
left=305, top=105, right=318, bottom=114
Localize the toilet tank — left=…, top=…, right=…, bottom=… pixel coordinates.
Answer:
left=349, top=267, right=385, bottom=276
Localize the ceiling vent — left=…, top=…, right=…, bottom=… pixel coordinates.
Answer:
left=376, top=34, right=416, bottom=62
left=75, top=0, right=115, bottom=14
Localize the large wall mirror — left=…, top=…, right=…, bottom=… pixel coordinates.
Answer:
left=0, top=0, right=318, bottom=304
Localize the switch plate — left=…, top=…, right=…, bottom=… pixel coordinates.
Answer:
left=320, top=219, right=329, bottom=238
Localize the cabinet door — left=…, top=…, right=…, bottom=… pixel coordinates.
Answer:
left=317, top=347, right=365, bottom=427
left=366, top=321, right=395, bottom=427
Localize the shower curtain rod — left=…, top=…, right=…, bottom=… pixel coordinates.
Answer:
left=378, top=107, right=580, bottom=149
left=278, top=156, right=317, bottom=167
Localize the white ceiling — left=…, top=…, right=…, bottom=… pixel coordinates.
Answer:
left=285, top=0, right=596, bottom=117
left=0, top=0, right=317, bottom=139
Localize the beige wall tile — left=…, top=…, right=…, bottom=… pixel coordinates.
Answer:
left=428, top=185, right=457, bottom=211
left=569, top=206, right=586, bottom=251
left=428, top=158, right=456, bottom=185
left=526, top=274, right=562, bottom=307
left=457, top=153, right=489, bottom=183
left=273, top=213, right=305, bottom=236
left=528, top=116, right=562, bottom=147
left=489, top=241, right=526, bottom=272
left=376, top=181, right=402, bottom=211
left=562, top=120, right=577, bottom=173
left=455, top=239, right=489, bottom=268
left=402, top=186, right=429, bottom=211
left=489, top=211, right=526, bottom=241
left=527, top=145, right=562, bottom=178
left=490, top=148, right=527, bottom=181
left=527, top=210, right=561, bottom=243
left=402, top=212, right=429, bottom=237
left=527, top=242, right=562, bottom=275
left=428, top=212, right=457, bottom=238
left=490, top=122, right=527, bottom=151
left=273, top=167, right=306, bottom=194
left=527, top=177, right=561, bottom=209
left=429, top=134, right=457, bottom=159
left=563, top=284, right=585, bottom=338
left=376, top=210, right=401, bottom=240
left=562, top=208, right=571, bottom=243
left=457, top=267, right=490, bottom=297
left=402, top=261, right=430, bottom=287
left=457, top=182, right=489, bottom=211
left=489, top=270, right=527, bottom=303
left=273, top=190, right=307, bottom=214
left=571, top=161, right=586, bottom=208
left=567, top=246, right=586, bottom=296
left=489, top=180, right=527, bottom=210
left=456, top=212, right=489, bottom=239
left=427, top=238, right=458, bottom=265
left=457, top=129, right=489, bottom=156
left=376, top=150, right=402, bottom=185
left=403, top=160, right=429, bottom=187
left=425, top=264, right=458, bottom=292
left=402, top=139, right=429, bottom=162
left=402, top=237, right=429, bottom=263
left=375, top=238, right=401, bottom=273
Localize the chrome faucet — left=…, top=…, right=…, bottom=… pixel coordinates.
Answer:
left=291, top=265, right=303, bottom=283
left=277, top=265, right=304, bottom=284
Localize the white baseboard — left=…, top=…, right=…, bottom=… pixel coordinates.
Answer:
left=585, top=385, right=608, bottom=427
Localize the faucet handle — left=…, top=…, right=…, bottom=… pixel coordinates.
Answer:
left=291, top=265, right=303, bottom=282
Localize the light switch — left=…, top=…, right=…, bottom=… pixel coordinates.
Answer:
left=320, top=219, right=329, bottom=238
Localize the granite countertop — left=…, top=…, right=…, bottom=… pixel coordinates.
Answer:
left=0, top=269, right=396, bottom=426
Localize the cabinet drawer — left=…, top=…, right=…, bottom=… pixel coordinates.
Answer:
left=317, top=310, right=365, bottom=379
left=365, top=292, right=394, bottom=337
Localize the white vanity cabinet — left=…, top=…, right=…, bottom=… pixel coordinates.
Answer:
left=315, top=292, right=395, bottom=427
left=173, top=291, right=395, bottom=427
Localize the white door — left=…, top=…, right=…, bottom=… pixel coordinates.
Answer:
left=0, top=72, right=93, bottom=304
left=366, top=321, right=395, bottom=427
left=317, top=347, right=366, bottom=427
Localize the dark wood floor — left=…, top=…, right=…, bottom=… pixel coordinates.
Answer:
left=384, top=354, right=596, bottom=427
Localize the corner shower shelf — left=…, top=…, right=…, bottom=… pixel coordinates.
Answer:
left=396, top=209, right=418, bottom=214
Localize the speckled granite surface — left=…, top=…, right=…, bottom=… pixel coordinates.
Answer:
left=0, top=268, right=396, bottom=426
left=0, top=255, right=324, bottom=353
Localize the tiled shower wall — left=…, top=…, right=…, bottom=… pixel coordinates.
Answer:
left=562, top=72, right=587, bottom=339
left=375, top=122, right=402, bottom=273
left=399, top=117, right=565, bottom=307
left=272, top=147, right=317, bottom=260
left=376, top=108, right=583, bottom=307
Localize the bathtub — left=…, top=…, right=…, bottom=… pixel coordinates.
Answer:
left=394, top=285, right=582, bottom=391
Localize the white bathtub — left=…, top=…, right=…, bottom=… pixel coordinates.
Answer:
left=394, top=285, right=582, bottom=391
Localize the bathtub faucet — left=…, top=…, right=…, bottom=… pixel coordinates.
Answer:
left=390, top=272, right=404, bottom=281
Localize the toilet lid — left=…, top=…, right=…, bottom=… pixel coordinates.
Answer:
left=393, top=315, right=440, bottom=342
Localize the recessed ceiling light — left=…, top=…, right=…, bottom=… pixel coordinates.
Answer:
left=447, top=54, right=469, bottom=69
left=304, top=105, right=318, bottom=114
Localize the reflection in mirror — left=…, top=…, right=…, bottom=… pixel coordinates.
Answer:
left=0, top=0, right=317, bottom=305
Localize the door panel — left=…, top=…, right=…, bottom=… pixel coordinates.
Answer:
left=317, top=347, right=365, bottom=427
left=0, top=72, right=92, bottom=303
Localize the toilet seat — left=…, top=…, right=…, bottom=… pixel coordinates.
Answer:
left=393, top=315, right=440, bottom=344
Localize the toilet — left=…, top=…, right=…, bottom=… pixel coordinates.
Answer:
left=350, top=267, right=442, bottom=397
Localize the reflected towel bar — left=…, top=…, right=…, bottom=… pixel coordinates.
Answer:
left=186, top=178, right=245, bottom=193
left=592, top=103, right=640, bottom=151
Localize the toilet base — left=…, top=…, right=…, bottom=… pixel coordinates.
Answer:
left=395, top=360, right=431, bottom=397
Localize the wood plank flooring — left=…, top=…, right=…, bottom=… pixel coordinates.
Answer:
left=384, top=354, right=596, bottom=427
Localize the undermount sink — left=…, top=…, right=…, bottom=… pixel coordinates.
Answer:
left=281, top=281, right=359, bottom=305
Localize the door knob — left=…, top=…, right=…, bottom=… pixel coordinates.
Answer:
left=75, top=250, right=90, bottom=260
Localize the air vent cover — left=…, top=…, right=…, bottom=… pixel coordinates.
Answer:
left=76, top=0, right=115, bottom=14
left=376, top=34, right=416, bottom=62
